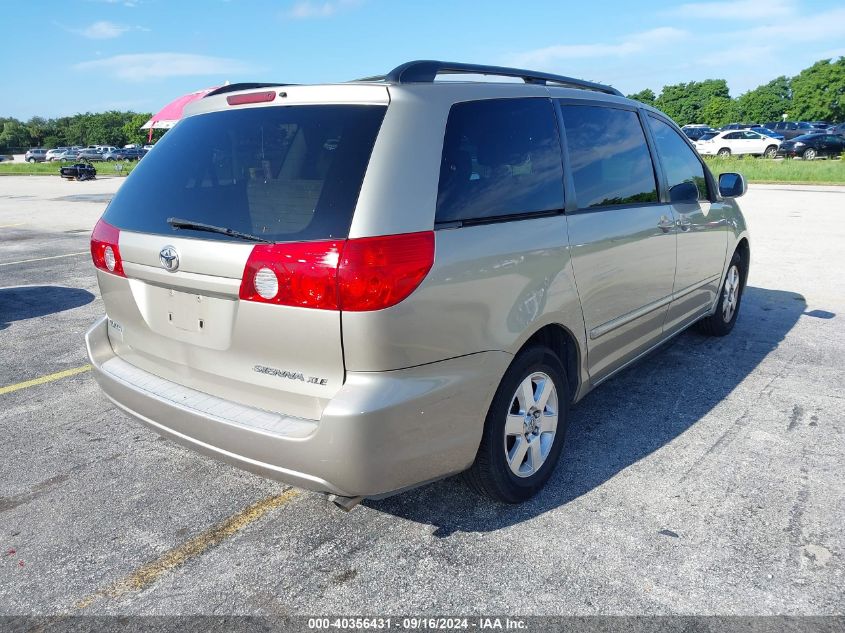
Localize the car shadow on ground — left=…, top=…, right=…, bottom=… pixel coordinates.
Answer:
left=0, top=285, right=95, bottom=331
left=367, top=286, right=809, bottom=536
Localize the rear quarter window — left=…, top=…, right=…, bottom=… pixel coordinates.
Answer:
left=435, top=98, right=564, bottom=224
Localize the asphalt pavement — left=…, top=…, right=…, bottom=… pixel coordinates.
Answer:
left=0, top=176, right=842, bottom=616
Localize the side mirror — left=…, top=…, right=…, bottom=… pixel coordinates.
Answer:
left=718, top=172, right=747, bottom=198
left=669, top=181, right=699, bottom=204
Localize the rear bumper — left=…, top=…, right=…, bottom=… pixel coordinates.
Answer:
left=86, top=316, right=510, bottom=497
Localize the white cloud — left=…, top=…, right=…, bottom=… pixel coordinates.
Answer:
left=73, top=53, right=257, bottom=81
left=511, top=27, right=687, bottom=66
left=78, top=20, right=131, bottom=39
left=666, top=0, right=795, bottom=19
left=285, top=0, right=362, bottom=19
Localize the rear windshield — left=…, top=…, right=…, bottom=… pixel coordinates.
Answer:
left=102, top=105, right=386, bottom=242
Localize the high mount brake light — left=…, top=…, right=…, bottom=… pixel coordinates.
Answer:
left=226, top=91, right=277, bottom=106
left=91, top=218, right=125, bottom=277
left=239, top=232, right=435, bottom=311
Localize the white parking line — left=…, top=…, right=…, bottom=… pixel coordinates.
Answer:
left=0, top=251, right=89, bottom=267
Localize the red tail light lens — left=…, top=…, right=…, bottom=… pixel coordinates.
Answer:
left=239, top=241, right=343, bottom=309
left=337, top=232, right=435, bottom=311
left=239, top=232, right=434, bottom=312
left=90, top=218, right=125, bottom=277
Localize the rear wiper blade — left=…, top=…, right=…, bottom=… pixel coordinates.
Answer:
left=167, top=217, right=270, bottom=243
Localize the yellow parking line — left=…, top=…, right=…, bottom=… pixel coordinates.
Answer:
left=0, top=251, right=89, bottom=267
left=0, top=364, right=92, bottom=396
left=76, top=488, right=300, bottom=609
left=0, top=222, right=26, bottom=228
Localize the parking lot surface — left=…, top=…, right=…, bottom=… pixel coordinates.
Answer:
left=1, top=176, right=843, bottom=615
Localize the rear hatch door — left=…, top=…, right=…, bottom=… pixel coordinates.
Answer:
left=98, top=92, right=388, bottom=420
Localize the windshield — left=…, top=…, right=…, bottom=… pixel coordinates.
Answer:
left=699, top=132, right=718, bottom=141
left=102, top=104, right=386, bottom=243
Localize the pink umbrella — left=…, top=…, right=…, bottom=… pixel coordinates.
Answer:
left=140, top=85, right=221, bottom=141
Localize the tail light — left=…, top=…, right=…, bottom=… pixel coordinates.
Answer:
left=239, top=231, right=434, bottom=312
left=90, top=218, right=125, bottom=277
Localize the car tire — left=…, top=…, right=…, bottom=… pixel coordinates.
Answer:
left=697, top=251, right=744, bottom=337
left=763, top=145, right=778, bottom=158
left=464, top=345, right=570, bottom=503
left=27, top=157, right=35, bottom=163
left=802, top=148, right=816, bottom=160
left=717, top=148, right=731, bottom=157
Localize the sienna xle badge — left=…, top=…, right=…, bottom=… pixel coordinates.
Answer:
left=87, top=61, right=750, bottom=507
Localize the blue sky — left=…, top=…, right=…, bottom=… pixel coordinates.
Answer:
left=3, top=0, right=844, bottom=119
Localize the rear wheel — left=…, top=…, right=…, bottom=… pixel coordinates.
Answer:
left=763, top=145, right=778, bottom=158
left=717, top=148, right=731, bottom=157
left=697, top=251, right=744, bottom=337
left=465, top=345, right=570, bottom=503
left=27, top=157, right=35, bottom=163
left=803, top=148, right=817, bottom=160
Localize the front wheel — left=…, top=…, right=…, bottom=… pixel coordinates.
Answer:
left=464, top=345, right=570, bottom=503
left=803, top=148, right=817, bottom=160
left=717, top=148, right=731, bottom=157
left=763, top=145, right=778, bottom=158
left=27, top=157, right=36, bottom=163
left=697, top=251, right=744, bottom=336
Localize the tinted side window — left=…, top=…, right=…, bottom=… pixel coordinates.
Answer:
left=559, top=104, right=657, bottom=209
left=647, top=116, right=708, bottom=201
left=436, top=98, right=564, bottom=223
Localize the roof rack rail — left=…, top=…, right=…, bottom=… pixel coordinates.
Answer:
left=204, top=83, right=293, bottom=98
left=366, top=60, right=622, bottom=97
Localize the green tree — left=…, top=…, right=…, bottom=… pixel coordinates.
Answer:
left=25, top=116, right=48, bottom=147
left=627, top=88, right=656, bottom=107
left=655, top=79, right=731, bottom=126
left=735, top=76, right=791, bottom=124
left=121, top=112, right=154, bottom=147
left=0, top=119, right=31, bottom=152
left=700, top=96, right=738, bottom=128
left=790, top=58, right=845, bottom=121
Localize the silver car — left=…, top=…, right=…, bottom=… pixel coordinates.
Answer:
left=86, top=61, right=750, bottom=506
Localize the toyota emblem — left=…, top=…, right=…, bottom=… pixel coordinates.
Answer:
left=159, top=246, right=179, bottom=272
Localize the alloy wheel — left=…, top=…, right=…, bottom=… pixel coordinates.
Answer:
left=504, top=372, right=558, bottom=478
left=722, top=265, right=740, bottom=323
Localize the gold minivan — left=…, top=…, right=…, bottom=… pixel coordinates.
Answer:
left=86, top=61, right=749, bottom=506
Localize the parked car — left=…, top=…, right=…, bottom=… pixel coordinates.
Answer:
left=101, top=148, right=126, bottom=161
left=51, top=149, right=81, bottom=162
left=681, top=125, right=716, bottom=141
left=76, top=148, right=107, bottom=161
left=85, top=60, right=750, bottom=505
left=25, top=148, right=48, bottom=163
left=809, top=121, right=831, bottom=130
left=46, top=148, right=68, bottom=161
left=776, top=133, right=845, bottom=160
left=826, top=123, right=845, bottom=136
left=696, top=129, right=780, bottom=157
left=765, top=121, right=817, bottom=140
left=720, top=123, right=756, bottom=131
left=749, top=126, right=784, bottom=141
left=59, top=162, right=97, bottom=181
left=120, top=147, right=147, bottom=160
